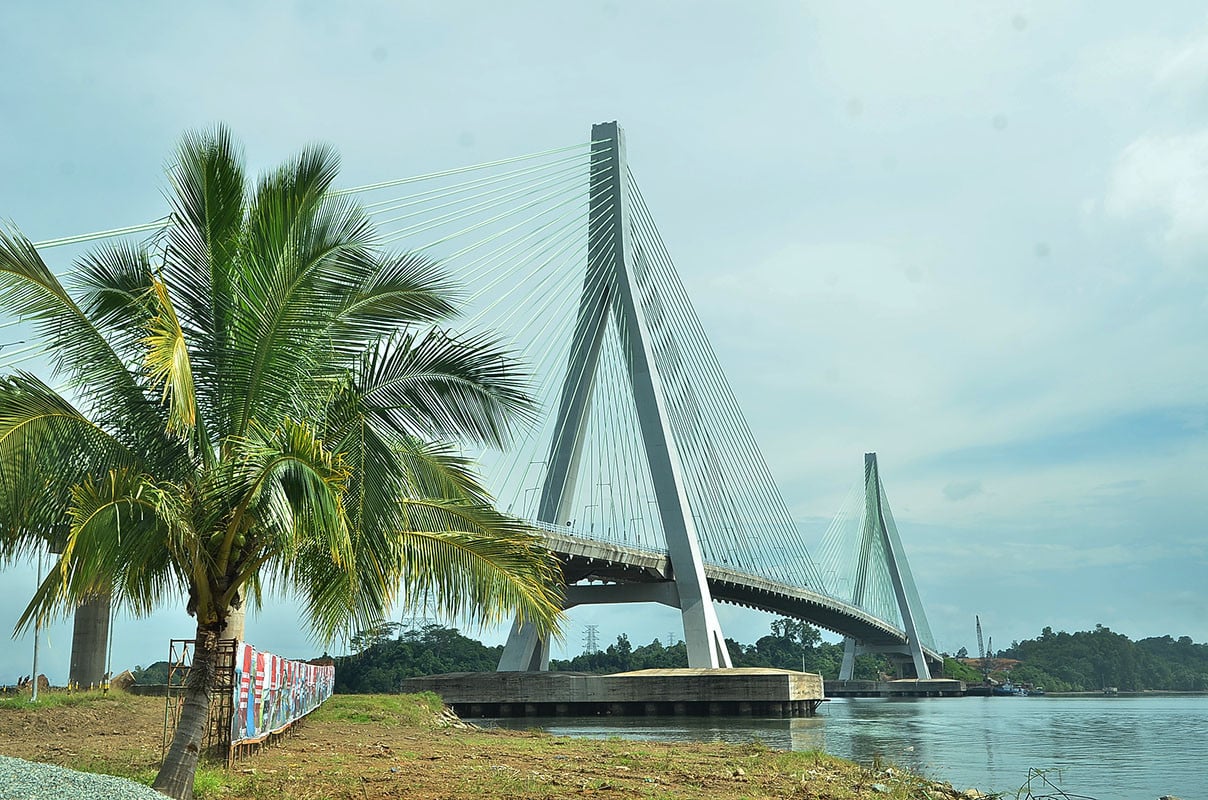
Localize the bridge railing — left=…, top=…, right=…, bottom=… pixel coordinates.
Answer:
left=527, top=518, right=670, bottom=559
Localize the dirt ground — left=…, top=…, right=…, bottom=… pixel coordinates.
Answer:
left=0, top=692, right=975, bottom=800
left=0, top=692, right=164, bottom=770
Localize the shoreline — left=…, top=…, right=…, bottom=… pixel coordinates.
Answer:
left=1041, top=689, right=1208, bottom=697
left=0, top=690, right=993, bottom=800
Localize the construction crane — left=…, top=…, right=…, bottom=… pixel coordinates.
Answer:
left=976, top=615, right=992, bottom=683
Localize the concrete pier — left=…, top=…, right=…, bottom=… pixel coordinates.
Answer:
left=824, top=678, right=964, bottom=697
left=404, top=667, right=825, bottom=718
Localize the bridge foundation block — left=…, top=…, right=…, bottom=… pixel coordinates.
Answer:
left=407, top=667, right=824, bottom=718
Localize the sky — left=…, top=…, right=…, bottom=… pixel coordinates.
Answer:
left=1, top=1, right=1206, bottom=681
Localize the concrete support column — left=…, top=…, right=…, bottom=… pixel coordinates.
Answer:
left=498, top=617, right=551, bottom=671
left=839, top=636, right=858, bottom=681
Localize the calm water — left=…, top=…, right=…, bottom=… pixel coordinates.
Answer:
left=486, top=695, right=1208, bottom=799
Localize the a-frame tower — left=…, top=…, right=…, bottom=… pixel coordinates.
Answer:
left=838, top=453, right=932, bottom=680
left=498, top=122, right=731, bottom=671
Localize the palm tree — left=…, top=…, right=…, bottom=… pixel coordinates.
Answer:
left=0, top=125, right=562, bottom=799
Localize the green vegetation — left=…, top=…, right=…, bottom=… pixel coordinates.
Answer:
left=308, top=690, right=444, bottom=727
left=998, top=624, right=1208, bottom=691
left=549, top=618, right=892, bottom=677
left=129, top=661, right=183, bottom=685
left=335, top=623, right=504, bottom=692
left=0, top=689, right=127, bottom=710
left=0, top=125, right=562, bottom=799
left=339, top=618, right=891, bottom=691
left=941, top=657, right=982, bottom=683
left=337, top=618, right=1208, bottom=693
left=722, top=618, right=889, bottom=678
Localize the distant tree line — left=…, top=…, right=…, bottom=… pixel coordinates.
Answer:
left=996, top=624, right=1208, bottom=692
left=130, top=662, right=178, bottom=685
left=332, top=617, right=896, bottom=692
left=549, top=617, right=890, bottom=678
left=130, top=620, right=1207, bottom=695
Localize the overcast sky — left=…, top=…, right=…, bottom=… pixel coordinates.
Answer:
left=2, top=2, right=1206, bottom=681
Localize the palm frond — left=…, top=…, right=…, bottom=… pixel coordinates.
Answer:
left=393, top=503, right=562, bottom=635
left=329, top=251, right=459, bottom=349
left=161, top=124, right=247, bottom=439
left=284, top=494, right=562, bottom=644
left=144, top=277, right=200, bottom=440
left=356, top=329, right=536, bottom=448
left=391, top=436, right=495, bottom=504
left=224, top=146, right=378, bottom=437
left=16, top=467, right=180, bottom=631
left=219, top=419, right=352, bottom=597
left=0, top=373, right=140, bottom=554
left=0, top=225, right=184, bottom=471
left=74, top=241, right=157, bottom=360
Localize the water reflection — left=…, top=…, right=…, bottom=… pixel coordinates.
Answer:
left=484, top=695, right=1208, bottom=800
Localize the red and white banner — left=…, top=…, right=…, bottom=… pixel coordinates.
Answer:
left=231, top=642, right=334, bottom=744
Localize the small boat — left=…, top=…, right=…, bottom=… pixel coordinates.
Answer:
left=993, top=682, right=1028, bottom=696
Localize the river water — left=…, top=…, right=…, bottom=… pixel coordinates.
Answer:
left=486, top=695, right=1208, bottom=799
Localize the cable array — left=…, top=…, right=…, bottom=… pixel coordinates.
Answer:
left=623, top=172, right=826, bottom=590
left=879, top=485, right=937, bottom=651
left=344, top=141, right=645, bottom=543
left=3, top=134, right=935, bottom=644
left=342, top=139, right=830, bottom=595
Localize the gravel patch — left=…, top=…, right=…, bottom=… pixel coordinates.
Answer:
left=0, top=755, right=166, bottom=799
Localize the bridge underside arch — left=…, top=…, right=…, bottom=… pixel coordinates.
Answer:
left=501, top=540, right=941, bottom=675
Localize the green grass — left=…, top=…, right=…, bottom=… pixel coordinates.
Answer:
left=45, top=756, right=234, bottom=800
left=0, top=689, right=130, bottom=711
left=307, top=691, right=445, bottom=727
left=943, top=657, right=983, bottom=683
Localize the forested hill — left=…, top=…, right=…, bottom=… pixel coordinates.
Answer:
left=333, top=623, right=504, bottom=693
left=997, top=625, right=1208, bottom=692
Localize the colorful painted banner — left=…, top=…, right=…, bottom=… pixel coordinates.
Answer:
left=231, top=642, right=334, bottom=744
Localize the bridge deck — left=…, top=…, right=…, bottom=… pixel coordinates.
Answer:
left=537, top=529, right=942, bottom=664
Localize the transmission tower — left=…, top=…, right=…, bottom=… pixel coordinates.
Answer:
left=583, top=624, right=600, bottom=654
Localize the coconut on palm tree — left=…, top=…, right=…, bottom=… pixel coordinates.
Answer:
left=0, top=125, right=562, bottom=799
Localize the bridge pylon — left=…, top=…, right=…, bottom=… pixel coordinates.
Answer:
left=497, top=121, right=731, bottom=671
left=838, top=453, right=933, bottom=680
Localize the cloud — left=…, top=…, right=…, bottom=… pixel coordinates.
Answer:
left=943, top=480, right=983, bottom=501
left=1094, top=19, right=1208, bottom=263
left=1155, top=20, right=1208, bottom=102
left=1104, top=129, right=1208, bottom=260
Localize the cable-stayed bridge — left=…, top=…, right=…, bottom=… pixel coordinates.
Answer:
left=2, top=122, right=941, bottom=680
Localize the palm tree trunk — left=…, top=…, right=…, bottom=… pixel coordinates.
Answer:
left=69, top=592, right=111, bottom=689
left=153, top=620, right=221, bottom=800
left=219, top=595, right=244, bottom=642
